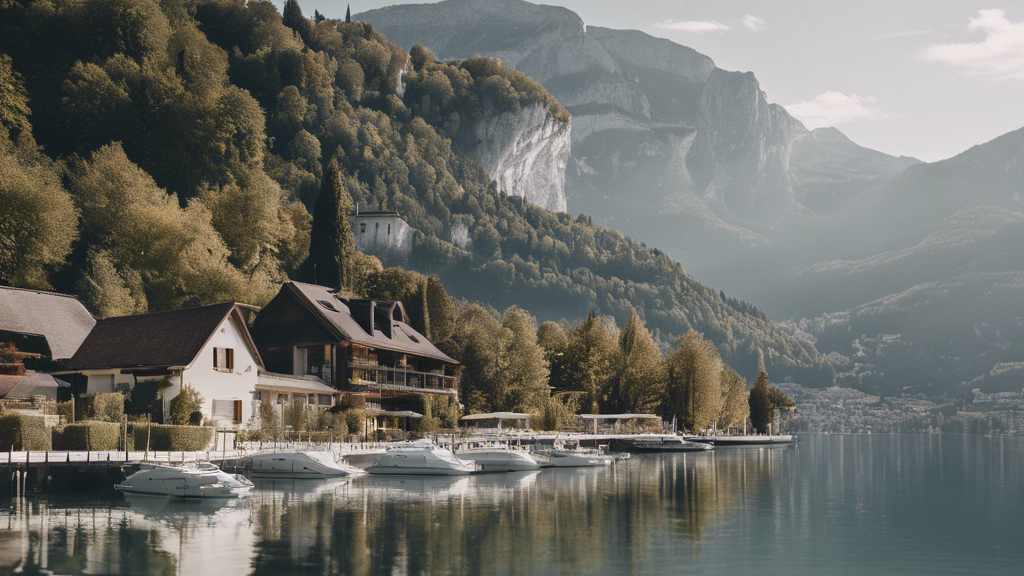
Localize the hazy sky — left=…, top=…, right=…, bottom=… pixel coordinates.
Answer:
left=286, top=0, right=1024, bottom=162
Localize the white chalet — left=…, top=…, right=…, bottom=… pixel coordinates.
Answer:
left=61, top=302, right=337, bottom=427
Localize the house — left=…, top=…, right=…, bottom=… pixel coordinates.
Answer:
left=349, top=209, right=411, bottom=261
left=0, top=286, right=96, bottom=370
left=59, top=302, right=338, bottom=427
left=249, top=282, right=459, bottom=414
left=0, top=371, right=68, bottom=401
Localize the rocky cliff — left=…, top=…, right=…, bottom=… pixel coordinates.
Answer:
left=465, top=103, right=570, bottom=212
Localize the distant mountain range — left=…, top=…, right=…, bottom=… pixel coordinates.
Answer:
left=361, top=0, right=1024, bottom=398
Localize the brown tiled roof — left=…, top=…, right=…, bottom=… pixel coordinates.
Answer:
left=284, top=282, right=458, bottom=364
left=64, top=302, right=259, bottom=371
left=0, top=286, right=96, bottom=360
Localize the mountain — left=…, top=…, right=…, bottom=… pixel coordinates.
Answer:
left=791, top=128, right=1024, bottom=396
left=357, top=0, right=916, bottom=296
left=0, top=0, right=835, bottom=386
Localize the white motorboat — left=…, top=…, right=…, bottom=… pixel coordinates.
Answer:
left=456, top=448, right=541, bottom=472
left=532, top=441, right=614, bottom=468
left=115, top=462, right=253, bottom=498
left=250, top=451, right=364, bottom=479
left=365, top=443, right=478, bottom=476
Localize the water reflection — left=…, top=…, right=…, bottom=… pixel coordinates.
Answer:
left=2, top=437, right=1022, bottom=575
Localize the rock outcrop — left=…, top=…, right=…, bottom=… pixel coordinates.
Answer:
left=466, top=103, right=570, bottom=212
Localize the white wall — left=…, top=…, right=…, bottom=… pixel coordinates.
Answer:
left=349, top=214, right=411, bottom=260
left=179, top=314, right=260, bottom=428
left=84, top=371, right=135, bottom=395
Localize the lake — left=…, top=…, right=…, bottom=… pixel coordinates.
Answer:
left=1, top=434, right=1022, bottom=575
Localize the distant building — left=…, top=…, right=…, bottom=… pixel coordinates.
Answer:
left=0, top=286, right=96, bottom=370
left=249, top=282, right=459, bottom=413
left=0, top=371, right=68, bottom=401
left=59, top=302, right=338, bottom=427
left=349, top=209, right=411, bottom=261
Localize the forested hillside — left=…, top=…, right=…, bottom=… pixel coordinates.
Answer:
left=0, top=0, right=833, bottom=385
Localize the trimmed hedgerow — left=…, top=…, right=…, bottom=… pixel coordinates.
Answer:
left=51, top=421, right=120, bottom=450
left=0, top=414, right=51, bottom=451
left=133, top=424, right=214, bottom=452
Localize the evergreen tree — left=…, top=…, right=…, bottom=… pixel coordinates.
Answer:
left=282, top=0, right=312, bottom=43
left=310, top=158, right=356, bottom=290
left=345, top=4, right=351, bottom=22
left=313, top=9, right=325, bottom=23
left=450, top=305, right=502, bottom=413
left=748, top=370, right=773, bottom=433
left=665, top=330, right=723, bottom=433
left=425, top=276, right=455, bottom=344
left=614, top=308, right=666, bottom=414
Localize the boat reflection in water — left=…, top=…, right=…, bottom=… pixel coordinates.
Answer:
left=5, top=437, right=1023, bottom=576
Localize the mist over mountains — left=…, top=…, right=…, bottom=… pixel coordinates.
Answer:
left=360, top=0, right=1024, bottom=397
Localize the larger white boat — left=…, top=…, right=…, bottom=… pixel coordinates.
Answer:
left=456, top=448, right=541, bottom=472
left=250, top=451, right=364, bottom=479
left=365, top=443, right=478, bottom=476
left=115, top=462, right=254, bottom=498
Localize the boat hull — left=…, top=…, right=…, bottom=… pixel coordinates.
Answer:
left=456, top=450, right=541, bottom=472
left=364, top=465, right=474, bottom=476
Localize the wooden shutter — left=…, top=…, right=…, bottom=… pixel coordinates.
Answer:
left=213, top=348, right=219, bottom=369
left=226, top=348, right=234, bottom=371
left=233, top=400, right=242, bottom=424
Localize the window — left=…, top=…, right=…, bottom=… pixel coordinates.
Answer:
left=308, top=393, right=316, bottom=404
left=234, top=400, right=243, bottom=425
left=213, top=347, right=234, bottom=372
left=375, top=222, right=380, bottom=232
left=388, top=223, right=391, bottom=235
left=360, top=222, right=366, bottom=234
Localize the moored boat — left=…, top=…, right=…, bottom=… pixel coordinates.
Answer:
left=250, top=451, right=364, bottom=479
left=455, top=448, right=541, bottom=472
left=115, top=462, right=254, bottom=498
left=366, top=443, right=478, bottom=476
left=531, top=441, right=614, bottom=467
left=611, top=435, right=713, bottom=453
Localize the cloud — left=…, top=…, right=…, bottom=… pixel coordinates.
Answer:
left=921, top=9, right=1024, bottom=80
left=873, top=29, right=934, bottom=40
left=785, top=92, right=889, bottom=129
left=654, top=19, right=731, bottom=34
left=742, top=15, right=765, bottom=31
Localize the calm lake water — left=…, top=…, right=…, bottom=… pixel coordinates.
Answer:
left=1, top=434, right=1023, bottom=575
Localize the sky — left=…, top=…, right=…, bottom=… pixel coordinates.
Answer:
left=285, top=0, right=1024, bottom=162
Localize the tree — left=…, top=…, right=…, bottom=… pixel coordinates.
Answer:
left=717, top=368, right=749, bottom=430
left=0, top=54, right=31, bottom=142
left=493, top=306, right=549, bottom=412
left=665, top=331, right=723, bottom=433
left=282, top=0, right=312, bottom=43
left=558, top=312, right=617, bottom=413
left=169, top=384, right=204, bottom=425
left=0, top=145, right=78, bottom=289
left=310, top=158, right=356, bottom=289
left=613, top=308, right=666, bottom=414
left=449, top=304, right=502, bottom=413
left=425, top=276, right=455, bottom=344
left=748, top=370, right=773, bottom=434
left=259, top=399, right=281, bottom=439
left=345, top=4, right=351, bottom=23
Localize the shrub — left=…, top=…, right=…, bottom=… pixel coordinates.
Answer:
left=531, top=395, right=580, bottom=431
left=57, top=400, right=74, bottom=424
left=169, top=384, right=204, bottom=425
left=126, top=377, right=171, bottom=417
left=0, top=414, right=51, bottom=450
left=258, top=401, right=280, bottom=439
left=92, top=392, right=125, bottom=422
left=133, top=424, right=214, bottom=451
left=51, top=421, right=119, bottom=450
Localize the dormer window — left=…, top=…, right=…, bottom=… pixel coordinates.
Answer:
left=213, top=347, right=234, bottom=372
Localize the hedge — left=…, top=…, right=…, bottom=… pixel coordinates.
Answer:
left=0, top=414, right=51, bottom=451
left=52, top=421, right=120, bottom=450
left=133, top=424, right=214, bottom=451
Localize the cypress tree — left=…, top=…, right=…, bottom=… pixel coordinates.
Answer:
left=282, top=0, right=312, bottom=42
left=345, top=4, right=351, bottom=22
left=425, top=276, right=455, bottom=343
left=748, top=370, right=773, bottom=433
left=310, top=158, right=355, bottom=290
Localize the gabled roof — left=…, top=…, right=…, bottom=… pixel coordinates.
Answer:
left=0, top=371, right=68, bottom=399
left=281, top=282, right=457, bottom=364
left=64, top=302, right=263, bottom=372
left=0, top=286, right=96, bottom=360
